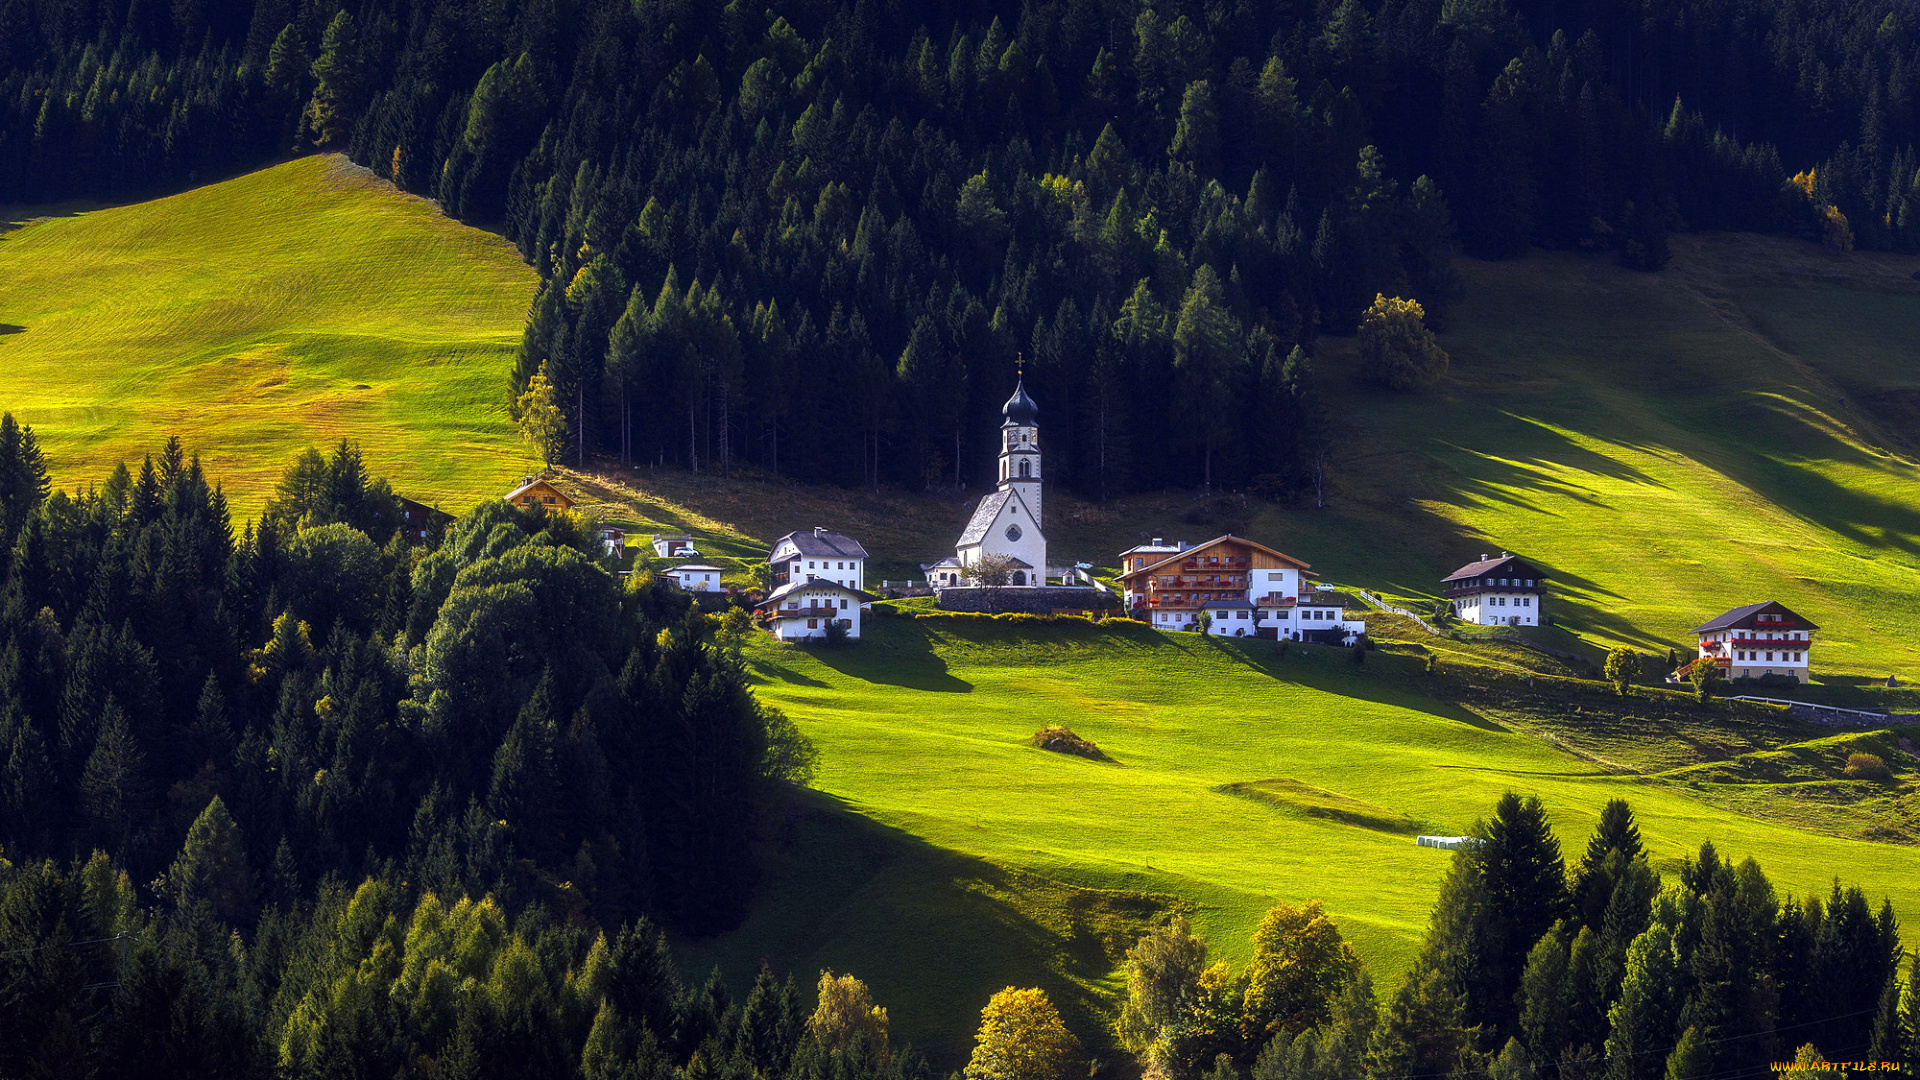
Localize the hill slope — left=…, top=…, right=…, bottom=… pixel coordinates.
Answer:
left=0, top=155, right=539, bottom=517
left=740, top=617, right=1920, bottom=1049
left=576, top=235, right=1920, bottom=682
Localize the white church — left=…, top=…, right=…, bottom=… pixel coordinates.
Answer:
left=925, top=374, right=1051, bottom=587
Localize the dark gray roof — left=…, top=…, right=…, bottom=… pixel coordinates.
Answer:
left=1002, top=376, right=1039, bottom=425
left=758, top=576, right=877, bottom=607
left=921, top=557, right=963, bottom=569
left=1442, top=554, right=1544, bottom=583
left=1693, top=600, right=1818, bottom=634
left=667, top=564, right=723, bottom=573
left=773, top=529, right=869, bottom=559
left=958, top=489, right=1014, bottom=546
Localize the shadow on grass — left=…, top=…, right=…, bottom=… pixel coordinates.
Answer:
left=0, top=324, right=22, bottom=335
left=1204, top=635, right=1514, bottom=732
left=679, top=789, right=1175, bottom=1068
left=806, top=618, right=972, bottom=692
left=748, top=657, right=830, bottom=688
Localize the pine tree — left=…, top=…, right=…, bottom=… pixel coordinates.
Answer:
left=305, top=10, right=366, bottom=146
left=0, top=413, right=50, bottom=550
left=165, top=795, right=253, bottom=920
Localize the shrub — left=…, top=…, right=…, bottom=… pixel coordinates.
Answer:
left=1028, top=725, right=1110, bottom=762
left=1844, top=753, right=1894, bottom=783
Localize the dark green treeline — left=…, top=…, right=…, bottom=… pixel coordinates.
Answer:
left=4, top=0, right=1918, bottom=494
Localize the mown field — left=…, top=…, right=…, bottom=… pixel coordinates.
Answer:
left=0, top=155, right=540, bottom=518
left=730, top=616, right=1920, bottom=1053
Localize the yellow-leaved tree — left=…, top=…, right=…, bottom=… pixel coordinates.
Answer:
left=964, top=987, right=1084, bottom=1080
left=806, top=972, right=891, bottom=1066
left=1357, top=294, right=1449, bottom=391
left=514, top=361, right=570, bottom=467
left=1240, top=900, right=1362, bottom=1043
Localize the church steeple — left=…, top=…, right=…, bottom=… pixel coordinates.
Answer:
left=997, top=360, right=1042, bottom=527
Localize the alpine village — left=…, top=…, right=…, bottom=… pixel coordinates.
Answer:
left=4, top=0, right=1920, bottom=1077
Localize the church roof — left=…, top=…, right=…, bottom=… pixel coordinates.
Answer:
left=1002, top=376, right=1039, bottom=426
left=958, top=490, right=1014, bottom=546
left=957, top=487, right=1042, bottom=547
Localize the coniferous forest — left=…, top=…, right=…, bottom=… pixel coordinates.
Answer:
left=0, top=423, right=1917, bottom=1077
left=5, top=0, right=1919, bottom=494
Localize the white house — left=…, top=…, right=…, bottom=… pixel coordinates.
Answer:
left=1442, top=552, right=1547, bottom=627
left=1117, top=535, right=1364, bottom=643
left=770, top=528, right=868, bottom=592
left=666, top=564, right=722, bottom=592
left=952, top=376, right=1048, bottom=584
left=600, top=526, right=628, bottom=559
left=757, top=578, right=875, bottom=641
left=921, top=556, right=965, bottom=588
left=1692, top=600, right=1818, bottom=682
left=652, top=532, right=698, bottom=558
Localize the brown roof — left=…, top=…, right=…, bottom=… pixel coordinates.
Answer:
left=505, top=478, right=575, bottom=506
left=1117, top=534, right=1310, bottom=581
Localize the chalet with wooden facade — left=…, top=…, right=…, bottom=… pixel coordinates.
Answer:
left=505, top=478, right=575, bottom=513
left=757, top=578, right=876, bottom=641
left=397, top=497, right=454, bottom=542
left=1117, top=535, right=1364, bottom=643
left=1692, top=601, right=1817, bottom=682
left=1442, top=552, right=1547, bottom=627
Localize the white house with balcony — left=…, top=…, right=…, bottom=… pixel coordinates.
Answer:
left=1442, top=552, right=1548, bottom=627
left=770, top=528, right=868, bottom=592
left=1691, top=600, right=1817, bottom=682
left=1116, top=535, right=1363, bottom=643
left=757, top=578, right=875, bottom=641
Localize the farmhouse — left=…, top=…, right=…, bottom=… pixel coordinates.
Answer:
left=505, top=477, right=574, bottom=513
left=951, top=375, right=1048, bottom=584
left=1693, top=600, right=1818, bottom=682
left=651, top=532, right=697, bottom=558
left=665, top=564, right=722, bottom=592
left=396, top=496, right=453, bottom=542
left=1442, top=552, right=1547, bottom=627
left=599, top=526, right=628, bottom=558
left=757, top=578, right=875, bottom=641
left=771, top=528, right=867, bottom=591
left=1117, top=535, right=1364, bottom=643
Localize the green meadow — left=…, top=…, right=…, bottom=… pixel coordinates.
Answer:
left=593, top=234, right=1920, bottom=682
left=0, top=155, right=540, bottom=519
left=729, top=617, right=1920, bottom=1051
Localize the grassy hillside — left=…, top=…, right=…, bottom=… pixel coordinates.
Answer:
left=739, top=617, right=1920, bottom=1050
left=0, top=155, right=540, bottom=518
left=577, top=235, right=1920, bottom=682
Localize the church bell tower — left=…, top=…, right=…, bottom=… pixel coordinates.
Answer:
left=998, top=367, right=1042, bottom=528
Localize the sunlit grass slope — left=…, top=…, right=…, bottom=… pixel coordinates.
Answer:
left=0, top=154, right=540, bottom=518
left=744, top=618, right=1920, bottom=1037
left=587, top=235, right=1920, bottom=680
left=1270, top=235, right=1920, bottom=679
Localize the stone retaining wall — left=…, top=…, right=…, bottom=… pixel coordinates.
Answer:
left=934, top=585, right=1110, bottom=614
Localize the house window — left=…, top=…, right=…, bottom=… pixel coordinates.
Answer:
left=841, top=598, right=849, bottom=609
left=807, top=619, right=818, bottom=628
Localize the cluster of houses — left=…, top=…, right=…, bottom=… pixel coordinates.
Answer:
left=504, top=379, right=1821, bottom=682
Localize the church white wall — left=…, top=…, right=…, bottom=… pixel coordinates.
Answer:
left=958, top=492, right=1047, bottom=584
